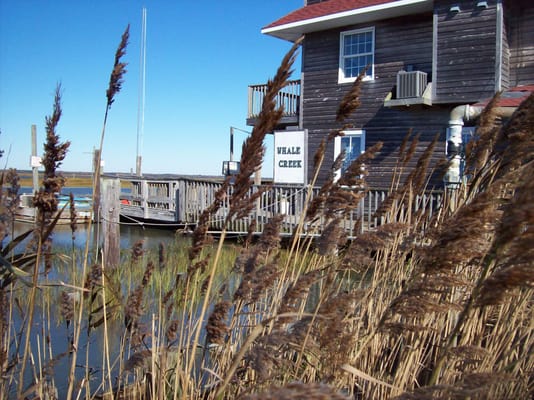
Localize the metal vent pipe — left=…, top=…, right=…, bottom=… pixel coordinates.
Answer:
left=444, top=104, right=484, bottom=186
left=444, top=103, right=516, bottom=187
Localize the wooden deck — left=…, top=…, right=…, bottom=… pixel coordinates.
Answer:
left=110, top=175, right=442, bottom=239
left=246, top=80, right=300, bottom=128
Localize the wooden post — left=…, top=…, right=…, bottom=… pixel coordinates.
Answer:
left=31, top=125, right=39, bottom=193
left=92, top=149, right=101, bottom=221
left=254, top=167, right=262, bottom=218
left=101, top=178, right=121, bottom=269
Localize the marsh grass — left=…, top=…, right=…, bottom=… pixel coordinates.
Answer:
left=1, top=31, right=533, bottom=400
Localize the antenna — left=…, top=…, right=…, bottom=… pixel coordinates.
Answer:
left=136, top=7, right=147, bottom=176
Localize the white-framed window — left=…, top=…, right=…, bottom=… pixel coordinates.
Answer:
left=339, top=27, right=375, bottom=83
left=334, top=129, right=366, bottom=180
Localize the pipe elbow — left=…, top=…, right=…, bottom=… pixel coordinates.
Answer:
left=449, top=104, right=484, bottom=126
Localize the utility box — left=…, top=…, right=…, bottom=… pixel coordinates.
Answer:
left=397, top=70, right=427, bottom=99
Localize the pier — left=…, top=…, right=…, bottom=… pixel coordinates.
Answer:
left=103, top=174, right=442, bottom=239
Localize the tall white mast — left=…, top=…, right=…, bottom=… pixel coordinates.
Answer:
left=136, top=7, right=147, bottom=176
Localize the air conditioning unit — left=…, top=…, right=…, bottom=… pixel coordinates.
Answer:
left=397, top=70, right=427, bottom=99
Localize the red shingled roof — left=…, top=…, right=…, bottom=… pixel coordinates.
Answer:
left=264, top=0, right=398, bottom=29
left=474, top=85, right=534, bottom=108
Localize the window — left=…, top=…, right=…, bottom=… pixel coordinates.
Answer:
left=339, top=27, right=375, bottom=83
left=460, top=126, right=476, bottom=178
left=334, top=130, right=366, bottom=180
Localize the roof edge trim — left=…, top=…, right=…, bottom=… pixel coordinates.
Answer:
left=262, top=0, right=432, bottom=36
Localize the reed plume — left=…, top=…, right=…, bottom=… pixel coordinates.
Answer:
left=313, top=142, right=383, bottom=254
left=205, top=300, right=231, bottom=346
left=403, top=133, right=439, bottom=194
left=4, top=169, right=20, bottom=214
left=0, top=289, right=7, bottom=377
left=227, top=37, right=302, bottom=223
left=233, top=215, right=284, bottom=302
left=158, top=242, right=166, bottom=270
left=68, top=192, right=77, bottom=239
left=60, top=290, right=74, bottom=328
left=187, top=180, right=229, bottom=272
left=278, top=270, right=322, bottom=321
left=239, top=381, right=350, bottom=400
left=84, top=263, right=103, bottom=298
left=41, top=84, right=70, bottom=192
left=93, top=24, right=130, bottom=198
left=0, top=168, right=20, bottom=242
left=336, top=66, right=367, bottom=123
left=131, top=239, right=145, bottom=263
left=493, top=92, right=534, bottom=180
left=125, top=260, right=155, bottom=332
left=33, top=84, right=70, bottom=221
left=398, top=129, right=415, bottom=167
left=464, top=92, right=501, bottom=177
left=106, top=25, right=129, bottom=108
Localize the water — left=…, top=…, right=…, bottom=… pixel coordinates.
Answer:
left=9, top=220, right=181, bottom=252
left=4, top=219, right=191, bottom=398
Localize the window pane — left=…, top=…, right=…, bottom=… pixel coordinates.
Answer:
left=342, top=29, right=373, bottom=80
left=341, top=136, right=362, bottom=173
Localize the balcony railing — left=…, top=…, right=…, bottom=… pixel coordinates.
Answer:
left=247, top=79, right=300, bottom=125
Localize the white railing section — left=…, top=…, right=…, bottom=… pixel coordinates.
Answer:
left=247, top=80, right=300, bottom=119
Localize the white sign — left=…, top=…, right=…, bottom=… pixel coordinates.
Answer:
left=273, top=130, right=307, bottom=184
left=30, top=156, right=42, bottom=168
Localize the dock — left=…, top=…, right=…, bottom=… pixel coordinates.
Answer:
left=102, top=174, right=442, bottom=239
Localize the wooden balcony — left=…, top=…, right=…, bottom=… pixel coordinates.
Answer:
left=247, top=79, right=300, bottom=129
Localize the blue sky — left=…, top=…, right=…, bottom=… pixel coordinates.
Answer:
left=0, top=0, right=302, bottom=177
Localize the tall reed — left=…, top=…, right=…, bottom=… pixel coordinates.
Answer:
left=1, top=25, right=532, bottom=400
left=66, top=24, right=130, bottom=399
left=17, top=83, right=70, bottom=398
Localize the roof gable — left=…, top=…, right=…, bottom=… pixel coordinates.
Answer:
left=262, top=0, right=433, bottom=41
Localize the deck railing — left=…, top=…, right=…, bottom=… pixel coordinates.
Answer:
left=118, top=177, right=442, bottom=239
left=247, top=79, right=301, bottom=119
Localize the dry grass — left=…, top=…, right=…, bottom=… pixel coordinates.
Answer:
left=1, top=34, right=532, bottom=400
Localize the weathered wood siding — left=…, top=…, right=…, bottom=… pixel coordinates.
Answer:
left=302, top=13, right=449, bottom=189
left=501, top=1, right=510, bottom=90
left=506, top=0, right=534, bottom=87
left=434, top=0, right=499, bottom=103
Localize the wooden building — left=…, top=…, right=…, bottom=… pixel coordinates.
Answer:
left=115, top=0, right=532, bottom=237
left=248, top=0, right=534, bottom=189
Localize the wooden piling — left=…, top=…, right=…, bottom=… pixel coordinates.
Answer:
left=101, top=178, right=121, bottom=269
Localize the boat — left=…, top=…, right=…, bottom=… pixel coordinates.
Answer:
left=15, top=193, right=93, bottom=224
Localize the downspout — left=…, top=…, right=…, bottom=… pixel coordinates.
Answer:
left=444, top=103, right=517, bottom=187
left=444, top=104, right=484, bottom=187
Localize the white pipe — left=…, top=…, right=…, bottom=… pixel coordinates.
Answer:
left=444, top=104, right=484, bottom=186
left=444, top=103, right=517, bottom=186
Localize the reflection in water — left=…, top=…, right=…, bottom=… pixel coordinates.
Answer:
left=11, top=221, right=186, bottom=252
